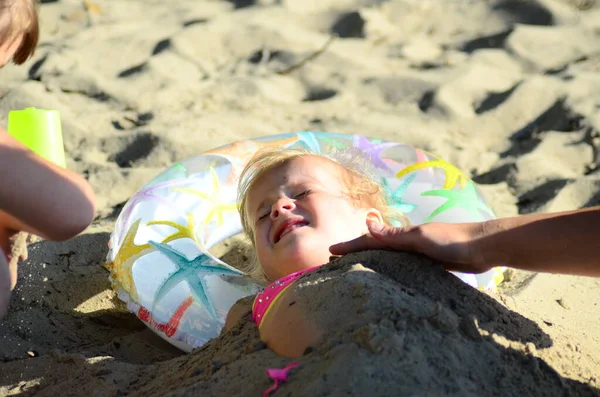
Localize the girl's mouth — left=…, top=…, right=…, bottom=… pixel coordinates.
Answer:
left=274, top=219, right=309, bottom=243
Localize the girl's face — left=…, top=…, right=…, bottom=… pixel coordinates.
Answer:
left=246, top=155, right=382, bottom=282
left=0, top=34, right=22, bottom=68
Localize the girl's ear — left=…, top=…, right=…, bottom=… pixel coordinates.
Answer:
left=365, top=208, right=384, bottom=225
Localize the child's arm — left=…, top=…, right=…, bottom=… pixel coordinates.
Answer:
left=0, top=128, right=96, bottom=241
left=331, top=206, right=600, bottom=277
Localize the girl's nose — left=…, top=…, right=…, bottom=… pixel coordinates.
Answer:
left=271, top=198, right=295, bottom=219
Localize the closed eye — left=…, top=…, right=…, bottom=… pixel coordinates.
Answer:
left=294, top=190, right=310, bottom=199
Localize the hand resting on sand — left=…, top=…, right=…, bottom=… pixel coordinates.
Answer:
left=330, top=206, right=600, bottom=278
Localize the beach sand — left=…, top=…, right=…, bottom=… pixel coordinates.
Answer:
left=1, top=0, right=599, bottom=395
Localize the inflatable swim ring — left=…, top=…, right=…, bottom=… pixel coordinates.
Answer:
left=105, top=132, right=504, bottom=352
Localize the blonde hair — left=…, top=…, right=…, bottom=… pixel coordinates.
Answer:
left=0, top=0, right=39, bottom=65
left=237, top=147, right=408, bottom=282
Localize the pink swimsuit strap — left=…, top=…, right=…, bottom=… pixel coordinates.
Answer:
left=252, top=266, right=320, bottom=328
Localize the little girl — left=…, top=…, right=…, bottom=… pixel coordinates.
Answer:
left=224, top=148, right=405, bottom=357
left=0, top=0, right=96, bottom=319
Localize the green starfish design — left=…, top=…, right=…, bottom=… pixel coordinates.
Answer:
left=321, top=135, right=351, bottom=151
left=174, top=167, right=238, bottom=226
left=422, top=181, right=493, bottom=223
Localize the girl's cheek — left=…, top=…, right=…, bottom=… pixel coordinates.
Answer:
left=255, top=224, right=267, bottom=241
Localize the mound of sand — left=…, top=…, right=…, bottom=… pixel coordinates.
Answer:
left=1, top=250, right=599, bottom=396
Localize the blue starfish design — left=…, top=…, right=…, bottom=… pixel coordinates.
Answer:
left=353, top=135, right=397, bottom=170
left=297, top=132, right=322, bottom=153
left=421, top=181, right=494, bottom=222
left=149, top=242, right=240, bottom=319
left=383, top=174, right=418, bottom=214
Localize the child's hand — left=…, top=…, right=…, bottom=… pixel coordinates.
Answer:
left=330, top=221, right=492, bottom=275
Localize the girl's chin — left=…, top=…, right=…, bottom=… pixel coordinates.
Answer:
left=268, top=261, right=324, bottom=281
left=289, top=260, right=325, bottom=272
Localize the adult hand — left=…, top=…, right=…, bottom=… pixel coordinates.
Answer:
left=330, top=221, right=493, bottom=274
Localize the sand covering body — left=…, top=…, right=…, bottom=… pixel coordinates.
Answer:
left=105, top=132, right=504, bottom=352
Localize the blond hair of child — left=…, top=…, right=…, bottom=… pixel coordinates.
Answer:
left=237, top=147, right=408, bottom=283
left=0, top=0, right=39, bottom=65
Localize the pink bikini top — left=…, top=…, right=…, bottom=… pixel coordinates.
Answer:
left=252, top=266, right=320, bottom=328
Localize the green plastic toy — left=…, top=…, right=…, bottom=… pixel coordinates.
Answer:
left=7, top=107, right=66, bottom=168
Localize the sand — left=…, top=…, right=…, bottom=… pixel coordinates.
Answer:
left=1, top=0, right=600, bottom=395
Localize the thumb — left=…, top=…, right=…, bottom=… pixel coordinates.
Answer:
left=367, top=221, right=396, bottom=237
left=367, top=221, right=416, bottom=251
left=366, top=221, right=385, bottom=234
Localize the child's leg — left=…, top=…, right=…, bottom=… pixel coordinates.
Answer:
left=0, top=246, right=10, bottom=320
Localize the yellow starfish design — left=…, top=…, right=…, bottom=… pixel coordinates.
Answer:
left=105, top=219, right=154, bottom=299
left=396, top=159, right=470, bottom=190
left=254, top=135, right=300, bottom=151
left=205, top=140, right=257, bottom=159
left=174, top=167, right=238, bottom=226
left=106, top=215, right=201, bottom=301
left=148, top=213, right=198, bottom=244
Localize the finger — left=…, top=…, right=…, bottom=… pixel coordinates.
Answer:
left=367, top=222, right=419, bottom=251
left=329, top=233, right=389, bottom=255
